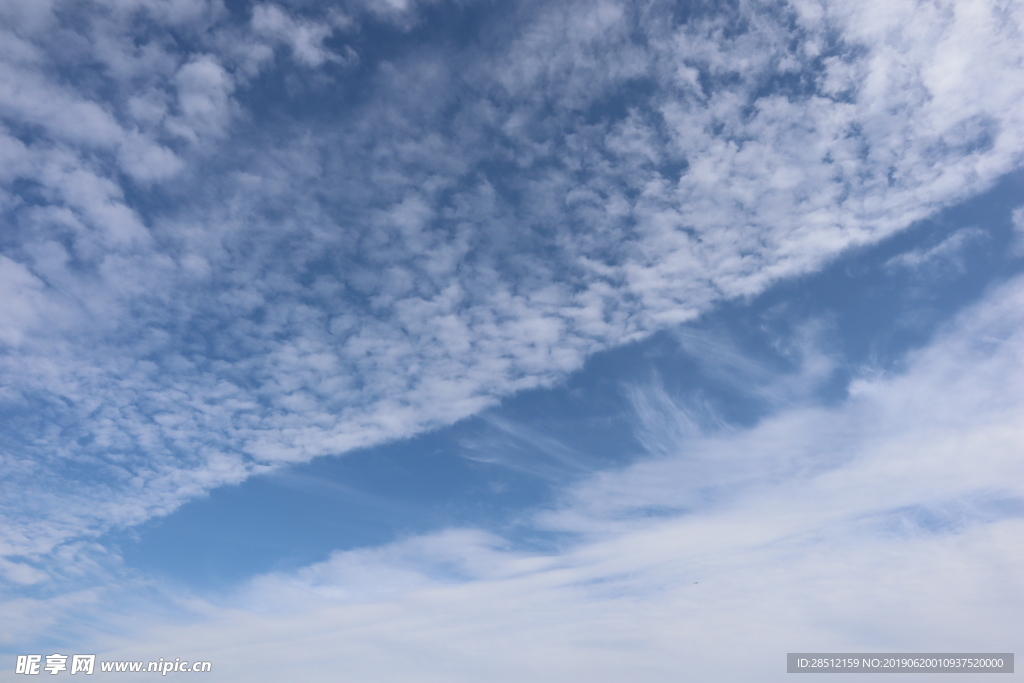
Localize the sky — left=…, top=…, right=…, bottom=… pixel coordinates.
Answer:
left=0, top=0, right=1023, bottom=680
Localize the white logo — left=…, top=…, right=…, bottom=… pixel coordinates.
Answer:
left=15, top=654, right=96, bottom=675
left=70, top=655, right=96, bottom=675
left=44, top=655, right=68, bottom=675
left=15, top=655, right=41, bottom=675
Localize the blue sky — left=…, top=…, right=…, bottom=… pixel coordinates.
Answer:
left=1, top=0, right=1023, bottom=680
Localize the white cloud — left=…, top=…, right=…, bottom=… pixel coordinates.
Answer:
left=0, top=256, right=49, bottom=347
left=117, top=132, right=186, bottom=183
left=884, top=226, right=986, bottom=271
left=1012, top=205, right=1024, bottom=255
left=167, top=56, right=236, bottom=142
left=251, top=4, right=353, bottom=67
left=19, top=272, right=1023, bottom=681
left=349, top=0, right=450, bottom=30
left=549, top=274, right=1024, bottom=532
left=1, top=0, right=1024, bottom=581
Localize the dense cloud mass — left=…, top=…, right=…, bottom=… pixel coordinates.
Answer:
left=1, top=0, right=1023, bottom=582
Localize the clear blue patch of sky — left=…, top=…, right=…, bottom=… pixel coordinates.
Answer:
left=110, top=168, right=1024, bottom=591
